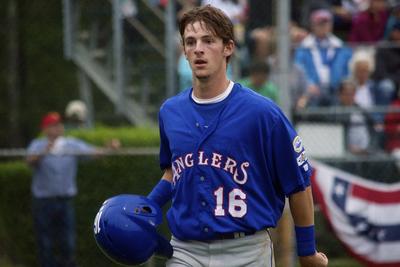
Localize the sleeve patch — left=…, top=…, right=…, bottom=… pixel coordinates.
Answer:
left=292, top=136, right=303, bottom=153
left=296, top=151, right=308, bottom=166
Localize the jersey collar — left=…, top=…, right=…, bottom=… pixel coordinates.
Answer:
left=191, top=81, right=234, bottom=104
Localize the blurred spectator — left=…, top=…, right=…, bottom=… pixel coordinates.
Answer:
left=201, top=0, right=247, bottom=44
left=384, top=3, right=400, bottom=38
left=201, top=0, right=246, bottom=22
left=177, top=52, right=194, bottom=91
left=26, top=112, right=119, bottom=267
left=350, top=48, right=377, bottom=108
left=295, top=0, right=330, bottom=28
left=177, top=0, right=200, bottom=21
left=239, top=61, right=278, bottom=103
left=244, top=0, right=308, bottom=65
left=294, top=9, right=353, bottom=107
left=244, top=0, right=273, bottom=38
left=65, top=100, right=89, bottom=130
left=372, top=21, right=400, bottom=92
left=348, top=0, right=389, bottom=43
left=350, top=48, right=395, bottom=108
left=268, top=51, right=310, bottom=110
left=330, top=0, right=370, bottom=36
left=121, top=0, right=137, bottom=18
left=349, top=48, right=395, bottom=148
left=335, top=80, right=375, bottom=154
left=384, top=88, right=400, bottom=152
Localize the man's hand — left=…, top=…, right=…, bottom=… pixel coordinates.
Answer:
left=105, top=138, right=121, bottom=150
left=26, top=140, right=54, bottom=166
left=299, top=252, right=328, bottom=267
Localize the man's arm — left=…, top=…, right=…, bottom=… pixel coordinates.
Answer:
left=26, top=141, right=54, bottom=166
left=161, top=168, right=173, bottom=182
left=147, top=168, right=173, bottom=207
left=289, top=186, right=328, bottom=267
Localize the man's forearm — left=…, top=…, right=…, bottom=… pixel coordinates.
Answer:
left=289, top=186, right=314, bottom=226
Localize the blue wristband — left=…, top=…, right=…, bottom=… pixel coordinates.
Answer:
left=295, top=225, right=316, bottom=257
left=147, top=179, right=172, bottom=208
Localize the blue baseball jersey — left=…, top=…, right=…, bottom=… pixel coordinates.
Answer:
left=159, top=83, right=312, bottom=241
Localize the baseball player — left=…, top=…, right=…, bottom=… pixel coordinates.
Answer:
left=148, top=5, right=328, bottom=267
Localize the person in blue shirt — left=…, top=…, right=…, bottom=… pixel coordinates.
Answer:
left=294, top=9, right=353, bottom=107
left=26, top=112, right=119, bottom=267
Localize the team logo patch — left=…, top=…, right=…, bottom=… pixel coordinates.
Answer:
left=296, top=151, right=308, bottom=166
left=292, top=136, right=303, bottom=153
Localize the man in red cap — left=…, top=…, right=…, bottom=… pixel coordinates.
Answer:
left=26, top=111, right=119, bottom=267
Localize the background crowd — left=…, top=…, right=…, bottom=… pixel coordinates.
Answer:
left=156, top=0, right=400, bottom=158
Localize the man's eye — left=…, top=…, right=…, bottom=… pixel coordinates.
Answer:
left=185, top=40, right=195, bottom=46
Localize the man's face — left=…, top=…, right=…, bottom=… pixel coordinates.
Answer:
left=354, top=61, right=371, bottom=83
left=312, top=21, right=332, bottom=39
left=44, top=123, right=64, bottom=139
left=182, top=21, right=233, bottom=81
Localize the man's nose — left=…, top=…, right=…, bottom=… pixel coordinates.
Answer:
left=194, top=41, right=204, bottom=54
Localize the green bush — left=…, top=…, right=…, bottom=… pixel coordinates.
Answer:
left=67, top=126, right=160, bottom=147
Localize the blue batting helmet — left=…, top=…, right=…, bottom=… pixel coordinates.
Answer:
left=93, top=194, right=173, bottom=266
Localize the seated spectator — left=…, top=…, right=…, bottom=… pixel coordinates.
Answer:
left=384, top=88, right=400, bottom=152
left=384, top=4, right=400, bottom=38
left=239, top=61, right=278, bottom=103
left=244, top=0, right=308, bottom=65
left=372, top=21, right=400, bottom=93
left=201, top=0, right=247, bottom=44
left=294, top=9, right=353, bottom=107
left=330, top=0, right=370, bottom=34
left=351, top=48, right=395, bottom=108
left=350, top=48, right=377, bottom=108
left=177, top=0, right=200, bottom=21
left=349, top=48, right=395, bottom=149
left=348, top=0, right=389, bottom=43
left=334, top=80, right=375, bottom=154
left=177, top=51, right=193, bottom=91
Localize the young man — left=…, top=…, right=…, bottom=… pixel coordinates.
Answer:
left=148, top=5, right=328, bottom=267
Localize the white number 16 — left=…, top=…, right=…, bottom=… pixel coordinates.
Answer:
left=214, top=187, right=247, bottom=218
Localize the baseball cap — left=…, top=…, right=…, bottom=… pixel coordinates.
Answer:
left=310, top=9, right=333, bottom=24
left=41, top=112, right=62, bottom=129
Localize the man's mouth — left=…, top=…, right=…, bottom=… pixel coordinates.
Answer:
left=194, top=59, right=207, bottom=67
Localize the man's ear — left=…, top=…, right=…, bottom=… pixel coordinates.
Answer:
left=223, top=40, right=235, bottom=57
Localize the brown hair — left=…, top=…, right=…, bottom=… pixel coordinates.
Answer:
left=179, top=5, right=234, bottom=61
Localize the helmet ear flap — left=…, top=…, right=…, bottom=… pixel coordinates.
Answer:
left=93, top=194, right=172, bottom=266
